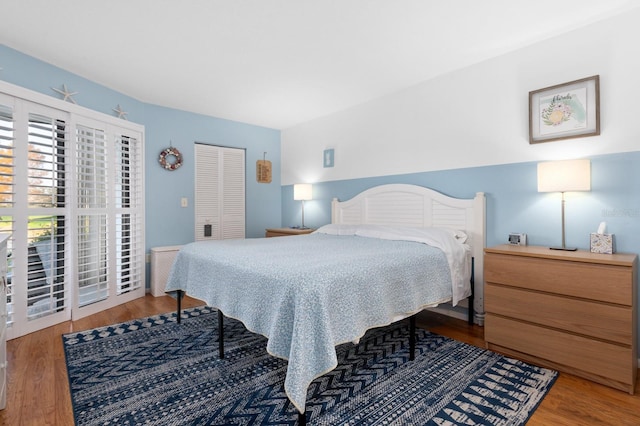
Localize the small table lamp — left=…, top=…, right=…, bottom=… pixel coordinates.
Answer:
left=293, top=183, right=313, bottom=229
left=537, top=159, right=591, bottom=251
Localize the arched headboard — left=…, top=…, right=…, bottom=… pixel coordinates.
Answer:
left=331, top=184, right=486, bottom=324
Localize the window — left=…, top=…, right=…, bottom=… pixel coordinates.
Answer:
left=26, top=113, right=68, bottom=319
left=0, top=103, right=15, bottom=325
left=0, top=84, right=145, bottom=338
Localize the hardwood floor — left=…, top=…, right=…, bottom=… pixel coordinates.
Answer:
left=1, top=295, right=638, bottom=425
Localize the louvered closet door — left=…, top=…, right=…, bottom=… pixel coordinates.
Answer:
left=195, top=144, right=245, bottom=241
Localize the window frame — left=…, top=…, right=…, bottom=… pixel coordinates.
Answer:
left=0, top=80, right=145, bottom=338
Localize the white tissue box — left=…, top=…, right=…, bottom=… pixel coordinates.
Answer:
left=590, top=233, right=614, bottom=254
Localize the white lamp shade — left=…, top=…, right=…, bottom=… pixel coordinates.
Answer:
left=537, top=159, right=591, bottom=193
left=293, top=183, right=313, bottom=201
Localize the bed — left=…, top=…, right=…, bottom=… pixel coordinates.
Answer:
left=165, top=184, right=486, bottom=424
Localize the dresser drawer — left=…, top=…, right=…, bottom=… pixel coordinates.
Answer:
left=485, top=315, right=633, bottom=387
left=485, top=253, right=632, bottom=305
left=485, top=284, right=632, bottom=344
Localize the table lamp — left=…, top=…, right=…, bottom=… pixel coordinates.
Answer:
left=293, top=183, right=312, bottom=229
left=537, top=159, right=591, bottom=251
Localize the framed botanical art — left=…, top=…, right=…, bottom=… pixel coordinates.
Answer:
left=529, top=75, right=600, bottom=144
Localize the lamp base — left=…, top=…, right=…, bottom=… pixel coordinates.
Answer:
left=549, top=246, right=578, bottom=251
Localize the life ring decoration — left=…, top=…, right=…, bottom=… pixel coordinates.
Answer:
left=159, top=147, right=183, bottom=171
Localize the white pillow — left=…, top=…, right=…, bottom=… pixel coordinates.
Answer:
left=313, top=224, right=361, bottom=236
left=450, top=229, right=468, bottom=244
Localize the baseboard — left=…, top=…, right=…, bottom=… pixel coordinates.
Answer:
left=427, top=304, right=468, bottom=323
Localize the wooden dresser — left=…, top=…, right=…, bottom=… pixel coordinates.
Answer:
left=265, top=228, right=315, bottom=237
left=484, top=244, right=637, bottom=394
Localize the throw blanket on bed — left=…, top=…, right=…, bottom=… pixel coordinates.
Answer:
left=166, top=230, right=463, bottom=413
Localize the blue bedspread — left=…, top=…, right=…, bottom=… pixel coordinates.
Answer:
left=165, top=233, right=453, bottom=413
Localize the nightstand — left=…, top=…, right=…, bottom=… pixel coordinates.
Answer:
left=484, top=244, right=637, bottom=394
left=265, top=227, right=315, bottom=238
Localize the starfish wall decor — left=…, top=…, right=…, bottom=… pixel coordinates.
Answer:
left=112, top=104, right=128, bottom=120
left=51, top=84, right=78, bottom=104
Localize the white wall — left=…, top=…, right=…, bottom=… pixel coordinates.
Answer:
left=281, top=9, right=640, bottom=185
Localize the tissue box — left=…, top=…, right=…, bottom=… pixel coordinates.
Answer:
left=590, top=233, right=615, bottom=254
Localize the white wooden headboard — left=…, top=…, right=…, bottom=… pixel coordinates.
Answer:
left=331, top=184, right=486, bottom=324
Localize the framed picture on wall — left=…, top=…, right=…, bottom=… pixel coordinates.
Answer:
left=529, top=75, right=600, bottom=144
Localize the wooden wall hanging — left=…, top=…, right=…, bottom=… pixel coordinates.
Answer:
left=256, top=152, right=272, bottom=183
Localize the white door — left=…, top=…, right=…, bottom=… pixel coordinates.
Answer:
left=194, top=144, right=245, bottom=241
left=72, top=117, right=145, bottom=320
left=0, top=89, right=145, bottom=338
left=2, top=100, right=73, bottom=337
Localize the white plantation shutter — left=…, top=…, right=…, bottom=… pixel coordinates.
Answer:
left=28, top=114, right=68, bottom=207
left=76, top=214, right=108, bottom=306
left=26, top=111, right=69, bottom=321
left=195, top=144, right=245, bottom=241
left=76, top=124, right=109, bottom=306
left=0, top=104, right=15, bottom=208
left=76, top=125, right=107, bottom=209
left=114, top=134, right=143, bottom=295
left=0, top=102, right=15, bottom=326
left=0, top=102, right=74, bottom=337
left=0, top=81, right=145, bottom=338
left=73, top=120, right=145, bottom=317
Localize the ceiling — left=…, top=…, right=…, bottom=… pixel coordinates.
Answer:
left=2, top=1, right=638, bottom=130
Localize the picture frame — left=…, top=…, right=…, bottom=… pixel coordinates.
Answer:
left=529, top=75, right=600, bottom=144
left=323, top=148, right=334, bottom=168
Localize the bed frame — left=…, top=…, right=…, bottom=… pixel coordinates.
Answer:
left=331, top=184, right=486, bottom=325
left=173, top=184, right=486, bottom=425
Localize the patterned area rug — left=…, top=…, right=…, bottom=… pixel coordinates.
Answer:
left=63, top=306, right=557, bottom=425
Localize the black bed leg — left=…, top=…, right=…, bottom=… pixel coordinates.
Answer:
left=468, top=257, right=475, bottom=325
left=409, top=314, right=416, bottom=361
left=176, top=290, right=184, bottom=324
left=218, top=310, right=225, bottom=359
left=298, top=411, right=306, bottom=425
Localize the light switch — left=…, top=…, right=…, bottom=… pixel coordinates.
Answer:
left=181, top=197, right=188, bottom=207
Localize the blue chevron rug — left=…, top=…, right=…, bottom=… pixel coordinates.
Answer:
left=63, top=306, right=557, bottom=425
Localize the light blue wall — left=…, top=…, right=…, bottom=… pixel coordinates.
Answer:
left=284, top=153, right=640, bottom=353
left=0, top=44, right=282, bottom=285
left=142, top=103, right=281, bottom=248
left=283, top=152, right=640, bottom=253
left=279, top=9, right=640, bottom=357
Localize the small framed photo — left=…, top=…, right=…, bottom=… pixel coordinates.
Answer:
left=529, top=75, right=600, bottom=144
left=323, top=148, right=334, bottom=168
